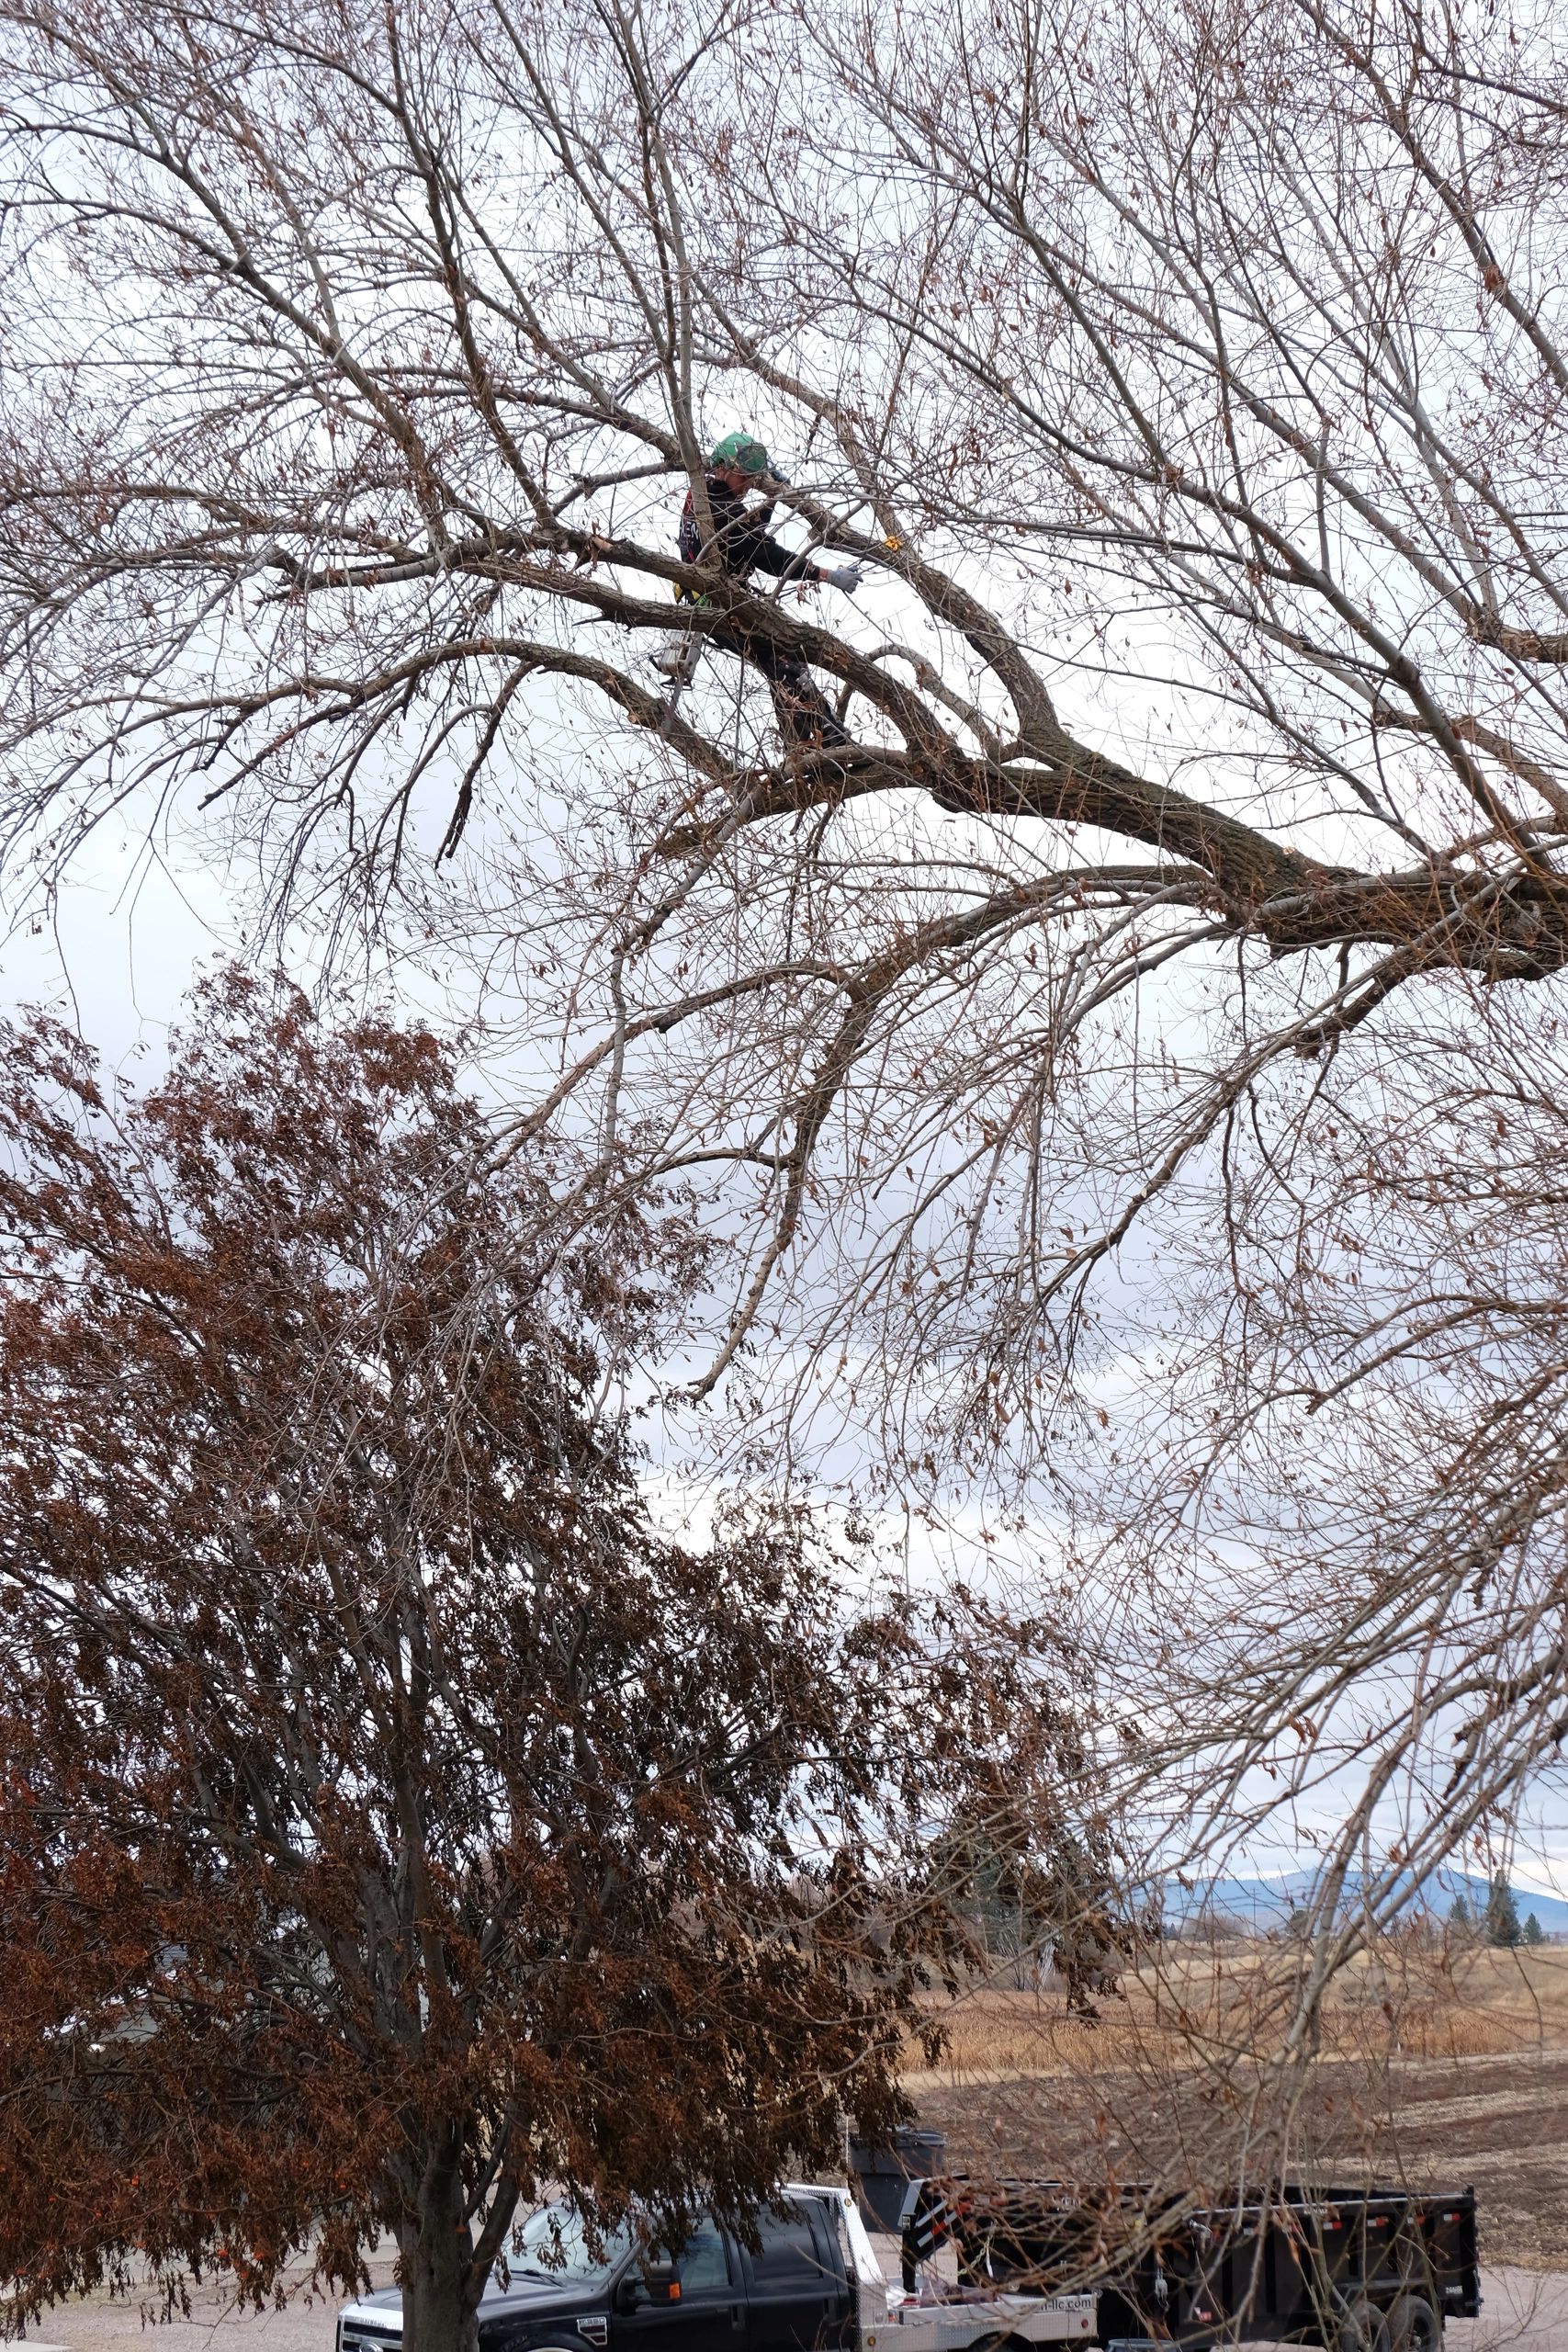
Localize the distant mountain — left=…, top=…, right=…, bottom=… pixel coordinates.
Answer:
left=1163, top=1866, right=1568, bottom=1936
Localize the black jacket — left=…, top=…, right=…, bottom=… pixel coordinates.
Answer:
left=678, top=475, right=821, bottom=587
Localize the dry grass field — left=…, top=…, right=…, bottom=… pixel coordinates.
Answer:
left=907, top=1942, right=1568, bottom=2270
left=910, top=1942, right=1568, bottom=2083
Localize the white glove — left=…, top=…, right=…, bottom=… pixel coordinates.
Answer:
left=820, top=561, right=863, bottom=594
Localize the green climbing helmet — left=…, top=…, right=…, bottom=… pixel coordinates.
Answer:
left=710, top=430, right=773, bottom=477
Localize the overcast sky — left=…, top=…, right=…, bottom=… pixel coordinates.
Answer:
left=0, top=826, right=237, bottom=1072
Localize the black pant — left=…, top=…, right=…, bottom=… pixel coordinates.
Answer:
left=713, top=625, right=848, bottom=750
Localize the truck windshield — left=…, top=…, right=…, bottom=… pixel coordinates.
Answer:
left=508, top=2205, right=633, bottom=2286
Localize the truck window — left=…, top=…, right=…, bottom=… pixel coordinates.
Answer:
left=750, top=2206, right=830, bottom=2290
left=675, top=2222, right=731, bottom=2293
left=511, top=2205, right=633, bottom=2285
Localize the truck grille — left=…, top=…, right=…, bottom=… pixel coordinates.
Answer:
left=342, top=2326, right=401, bottom=2352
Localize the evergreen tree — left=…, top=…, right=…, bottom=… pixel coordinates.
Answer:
left=1525, top=1913, right=1546, bottom=1946
left=1449, top=1893, right=1472, bottom=1934
left=1486, top=1873, right=1523, bottom=1946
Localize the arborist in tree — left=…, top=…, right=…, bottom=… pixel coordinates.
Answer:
left=652, top=431, right=863, bottom=750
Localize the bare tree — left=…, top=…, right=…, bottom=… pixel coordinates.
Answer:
left=2, top=0, right=1565, bottom=1385
left=1083, top=979, right=1568, bottom=1996
left=5, top=0, right=1568, bottom=2126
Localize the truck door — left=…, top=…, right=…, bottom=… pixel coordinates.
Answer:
left=611, top=2218, right=744, bottom=2352
left=739, top=2198, right=852, bottom=2352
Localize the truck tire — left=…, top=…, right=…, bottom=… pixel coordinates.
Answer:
left=1385, top=2298, right=1441, bottom=2352
left=1335, top=2301, right=1392, bottom=2352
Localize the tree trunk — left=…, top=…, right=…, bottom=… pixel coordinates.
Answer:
left=400, top=2153, right=479, bottom=2352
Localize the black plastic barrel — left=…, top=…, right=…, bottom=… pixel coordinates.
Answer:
left=848, top=2127, right=948, bottom=2233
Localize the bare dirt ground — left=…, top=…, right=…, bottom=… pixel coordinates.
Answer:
left=17, top=2256, right=395, bottom=2352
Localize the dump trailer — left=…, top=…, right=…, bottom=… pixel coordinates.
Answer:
left=897, top=2178, right=1480, bottom=2352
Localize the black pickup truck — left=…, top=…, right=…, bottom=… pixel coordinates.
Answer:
left=899, top=2176, right=1482, bottom=2352
left=337, top=2188, right=889, bottom=2352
